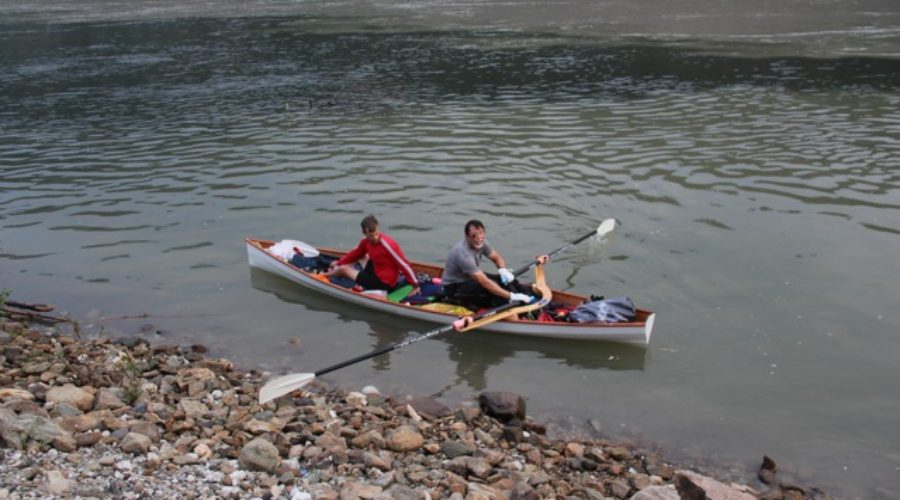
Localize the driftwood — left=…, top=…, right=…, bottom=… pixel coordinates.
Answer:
left=6, top=300, right=54, bottom=312
left=1, top=304, right=66, bottom=324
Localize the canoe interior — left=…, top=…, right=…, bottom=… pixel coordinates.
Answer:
left=246, top=238, right=653, bottom=326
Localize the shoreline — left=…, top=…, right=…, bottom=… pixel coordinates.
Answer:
left=1, top=302, right=827, bottom=499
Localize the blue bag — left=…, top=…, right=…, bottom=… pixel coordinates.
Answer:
left=569, top=296, right=636, bottom=323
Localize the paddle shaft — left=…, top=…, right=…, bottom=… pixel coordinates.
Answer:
left=511, top=227, right=600, bottom=277
left=311, top=302, right=523, bottom=378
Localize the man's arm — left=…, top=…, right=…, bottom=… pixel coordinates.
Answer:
left=471, top=270, right=511, bottom=299
left=332, top=239, right=366, bottom=268
left=487, top=249, right=506, bottom=269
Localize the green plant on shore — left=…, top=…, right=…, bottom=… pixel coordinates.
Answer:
left=0, top=288, right=10, bottom=317
left=116, top=350, right=144, bottom=406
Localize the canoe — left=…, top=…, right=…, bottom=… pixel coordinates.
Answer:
left=245, top=238, right=656, bottom=345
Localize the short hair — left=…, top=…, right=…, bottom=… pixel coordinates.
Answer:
left=360, top=215, right=379, bottom=233
left=464, top=219, right=484, bottom=236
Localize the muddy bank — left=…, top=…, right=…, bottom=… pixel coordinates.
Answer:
left=0, top=301, right=827, bottom=499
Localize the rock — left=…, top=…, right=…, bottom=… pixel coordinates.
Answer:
left=0, top=408, right=27, bottom=449
left=314, top=432, right=348, bottom=455
left=441, top=440, right=476, bottom=459
left=631, top=485, right=680, bottom=500
left=675, top=470, right=756, bottom=500
left=239, top=437, right=281, bottom=473
left=340, top=480, right=383, bottom=499
left=58, top=413, right=103, bottom=433
left=93, top=388, right=125, bottom=411
left=346, top=391, right=367, bottom=406
left=386, top=425, right=423, bottom=452
left=610, top=477, right=632, bottom=499
left=27, top=416, right=76, bottom=451
left=45, top=384, right=94, bottom=411
left=179, top=399, right=209, bottom=419
left=361, top=385, right=381, bottom=396
left=0, top=387, right=34, bottom=401
left=120, top=432, right=152, bottom=454
left=406, top=396, right=451, bottom=419
left=606, top=445, right=631, bottom=461
left=194, top=442, right=213, bottom=460
left=565, top=442, right=584, bottom=457
left=45, top=469, right=70, bottom=495
left=758, top=455, right=777, bottom=485
left=466, top=457, right=492, bottom=478
left=362, top=451, right=392, bottom=471
left=478, top=392, right=526, bottom=423
left=128, top=421, right=160, bottom=443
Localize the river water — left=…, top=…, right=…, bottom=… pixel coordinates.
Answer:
left=2, top=0, right=899, bottom=497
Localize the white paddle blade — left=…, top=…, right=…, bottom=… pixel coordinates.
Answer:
left=258, top=372, right=316, bottom=404
left=597, top=218, right=617, bottom=237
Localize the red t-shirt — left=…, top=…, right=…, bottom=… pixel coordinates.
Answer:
left=336, top=234, right=418, bottom=288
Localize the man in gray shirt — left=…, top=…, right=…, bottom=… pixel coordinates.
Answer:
left=442, top=219, right=533, bottom=309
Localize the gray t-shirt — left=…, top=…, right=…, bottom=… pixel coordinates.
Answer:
left=442, top=238, right=494, bottom=286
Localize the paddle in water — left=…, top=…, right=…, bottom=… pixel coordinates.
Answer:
left=258, top=219, right=616, bottom=404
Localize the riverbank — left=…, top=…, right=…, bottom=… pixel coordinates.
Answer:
left=0, top=301, right=826, bottom=499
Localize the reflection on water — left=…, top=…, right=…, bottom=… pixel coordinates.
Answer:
left=248, top=268, right=646, bottom=394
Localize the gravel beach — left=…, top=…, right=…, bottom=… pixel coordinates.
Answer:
left=0, top=301, right=828, bottom=499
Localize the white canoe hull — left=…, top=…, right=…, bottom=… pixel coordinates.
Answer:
left=246, top=238, right=655, bottom=345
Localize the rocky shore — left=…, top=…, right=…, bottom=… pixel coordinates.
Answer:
left=0, top=302, right=827, bottom=499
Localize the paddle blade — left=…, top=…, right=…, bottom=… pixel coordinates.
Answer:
left=258, top=372, right=316, bottom=404
left=597, top=218, right=617, bottom=237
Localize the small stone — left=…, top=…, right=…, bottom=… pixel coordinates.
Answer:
left=45, top=470, right=69, bottom=495
left=239, top=437, right=281, bottom=473
left=120, top=432, right=152, bottom=454
left=386, top=425, right=423, bottom=452
left=346, top=391, right=367, bottom=406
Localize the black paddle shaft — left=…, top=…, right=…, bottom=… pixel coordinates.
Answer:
left=312, top=302, right=522, bottom=378
left=511, top=228, right=599, bottom=277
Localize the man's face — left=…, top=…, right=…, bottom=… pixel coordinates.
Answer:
left=363, top=227, right=381, bottom=244
left=466, top=226, right=485, bottom=250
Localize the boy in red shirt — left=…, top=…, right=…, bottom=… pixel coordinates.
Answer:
left=326, top=215, right=419, bottom=293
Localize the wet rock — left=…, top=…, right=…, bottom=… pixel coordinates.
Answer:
left=758, top=455, right=777, bottom=485
left=406, top=396, right=451, bottom=419
left=479, top=392, right=525, bottom=423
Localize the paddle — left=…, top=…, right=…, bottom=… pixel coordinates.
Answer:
left=258, top=270, right=548, bottom=404
left=511, top=218, right=616, bottom=277
left=258, top=219, right=616, bottom=404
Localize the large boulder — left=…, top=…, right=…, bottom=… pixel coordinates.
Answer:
left=478, top=392, right=526, bottom=423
